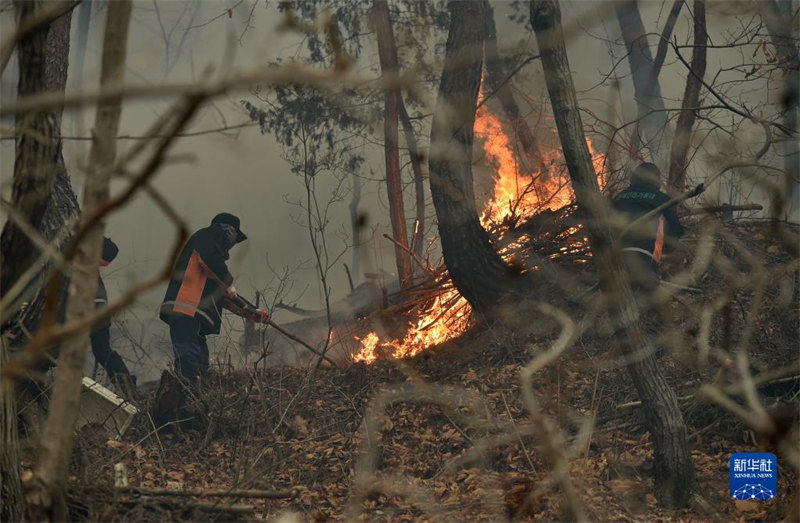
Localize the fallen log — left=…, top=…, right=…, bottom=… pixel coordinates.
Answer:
left=602, top=372, right=799, bottom=422
left=686, top=204, right=763, bottom=215
left=116, top=486, right=293, bottom=499
left=118, top=498, right=254, bottom=516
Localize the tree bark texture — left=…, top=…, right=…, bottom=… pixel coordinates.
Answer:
left=398, top=98, right=427, bottom=261
left=667, top=0, right=706, bottom=194
left=69, top=0, right=92, bottom=154
left=1, top=340, right=24, bottom=522
left=650, top=0, right=683, bottom=90
left=374, top=0, right=413, bottom=287
left=758, top=0, right=800, bottom=215
left=28, top=2, right=131, bottom=520
left=484, top=4, right=543, bottom=171
left=1, top=4, right=76, bottom=519
left=531, top=0, right=696, bottom=508
left=0, top=1, right=80, bottom=334
left=0, top=1, right=70, bottom=297
left=615, top=0, right=671, bottom=170
left=429, top=0, right=514, bottom=316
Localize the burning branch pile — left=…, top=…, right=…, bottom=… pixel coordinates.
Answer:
left=353, top=107, right=607, bottom=364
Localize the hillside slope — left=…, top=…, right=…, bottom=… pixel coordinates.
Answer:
left=41, top=221, right=798, bottom=521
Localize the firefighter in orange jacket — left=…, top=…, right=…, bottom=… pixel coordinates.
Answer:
left=160, top=213, right=269, bottom=385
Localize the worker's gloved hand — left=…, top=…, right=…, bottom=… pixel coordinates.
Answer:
left=252, top=308, right=270, bottom=324
left=226, top=286, right=238, bottom=300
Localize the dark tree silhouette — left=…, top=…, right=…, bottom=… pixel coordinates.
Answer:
left=428, top=0, right=515, bottom=316
left=531, top=0, right=696, bottom=508
left=668, top=0, right=707, bottom=194
left=374, top=0, right=413, bottom=286
left=615, top=0, right=671, bottom=167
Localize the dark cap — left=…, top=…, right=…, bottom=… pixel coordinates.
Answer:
left=211, top=212, right=247, bottom=243
left=630, top=162, right=662, bottom=188
left=100, top=237, right=118, bottom=266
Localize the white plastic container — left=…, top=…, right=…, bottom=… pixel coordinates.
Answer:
left=78, top=377, right=138, bottom=438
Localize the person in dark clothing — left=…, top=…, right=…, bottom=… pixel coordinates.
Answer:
left=160, top=213, right=270, bottom=386
left=8, top=238, right=137, bottom=412
left=92, top=237, right=137, bottom=398
left=612, top=162, right=686, bottom=292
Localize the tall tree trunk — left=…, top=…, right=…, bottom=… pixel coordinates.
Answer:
left=69, top=0, right=92, bottom=156
left=374, top=0, right=413, bottom=287
left=484, top=4, right=544, bottom=171
left=1, top=4, right=77, bottom=518
left=651, top=0, right=684, bottom=89
left=0, top=1, right=67, bottom=296
left=668, top=1, right=706, bottom=194
left=615, top=0, right=671, bottom=170
left=13, top=170, right=81, bottom=339
left=27, top=2, right=132, bottom=520
left=398, top=99, right=426, bottom=261
left=0, top=1, right=80, bottom=325
left=531, top=0, right=695, bottom=508
left=1, top=340, right=23, bottom=522
left=429, top=0, right=513, bottom=316
left=758, top=0, right=800, bottom=216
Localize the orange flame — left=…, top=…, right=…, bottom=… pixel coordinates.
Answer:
left=476, top=109, right=564, bottom=227
left=352, top=286, right=470, bottom=364
left=352, top=105, right=606, bottom=364
left=476, top=106, right=607, bottom=228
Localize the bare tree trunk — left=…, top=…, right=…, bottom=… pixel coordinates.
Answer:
left=651, top=0, right=683, bottom=89
left=668, top=0, right=706, bottom=194
left=615, top=0, right=671, bottom=169
left=758, top=0, right=800, bottom=216
left=1, top=5, right=76, bottom=517
left=484, top=4, right=543, bottom=171
left=0, top=1, right=67, bottom=296
left=0, top=0, right=80, bottom=324
left=68, top=0, right=92, bottom=156
left=531, top=0, right=695, bottom=508
left=398, top=99, right=426, bottom=261
left=429, top=0, right=513, bottom=316
left=1, top=340, right=23, bottom=522
left=374, top=0, right=412, bottom=287
left=27, top=2, right=132, bottom=520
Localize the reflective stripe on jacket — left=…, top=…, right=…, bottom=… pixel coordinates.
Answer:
left=160, top=225, right=234, bottom=335
left=93, top=276, right=111, bottom=332
left=622, top=216, right=665, bottom=262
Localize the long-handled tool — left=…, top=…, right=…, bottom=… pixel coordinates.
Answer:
left=226, top=292, right=337, bottom=367
left=196, top=260, right=337, bottom=366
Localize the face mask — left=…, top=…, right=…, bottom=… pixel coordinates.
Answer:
left=217, top=224, right=238, bottom=248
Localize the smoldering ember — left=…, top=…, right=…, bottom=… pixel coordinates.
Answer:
left=0, top=1, right=797, bottom=521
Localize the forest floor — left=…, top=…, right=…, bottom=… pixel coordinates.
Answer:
left=22, top=221, right=799, bottom=522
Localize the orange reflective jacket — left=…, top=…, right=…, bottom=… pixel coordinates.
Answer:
left=160, top=226, right=234, bottom=335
